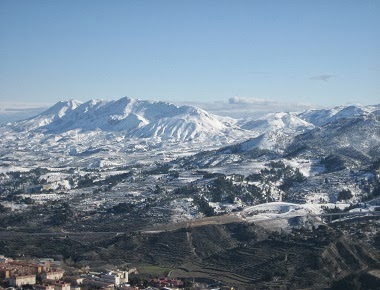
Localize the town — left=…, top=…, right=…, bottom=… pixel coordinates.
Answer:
left=0, top=255, right=237, bottom=290
left=0, top=255, right=128, bottom=290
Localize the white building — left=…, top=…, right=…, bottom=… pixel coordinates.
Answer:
left=9, top=274, right=36, bottom=287
left=53, top=281, right=71, bottom=290
left=41, top=269, right=65, bottom=281
left=100, top=273, right=120, bottom=286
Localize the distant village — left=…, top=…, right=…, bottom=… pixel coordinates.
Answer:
left=0, top=256, right=234, bottom=290
left=0, top=255, right=130, bottom=290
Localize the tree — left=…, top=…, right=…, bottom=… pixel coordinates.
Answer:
left=129, top=276, right=141, bottom=286
left=50, top=202, right=73, bottom=226
left=193, top=195, right=214, bottom=217
left=337, top=189, right=353, bottom=201
left=0, top=204, right=10, bottom=213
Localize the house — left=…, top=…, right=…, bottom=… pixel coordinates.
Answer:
left=52, top=281, right=71, bottom=290
left=7, top=260, right=44, bottom=275
left=83, top=279, right=114, bottom=290
left=104, top=270, right=129, bottom=284
left=114, top=270, right=128, bottom=283
left=41, top=269, right=65, bottom=281
left=0, top=256, right=10, bottom=263
left=9, top=274, right=36, bottom=287
left=0, top=265, right=11, bottom=279
left=99, top=273, right=120, bottom=286
left=64, top=276, right=83, bottom=285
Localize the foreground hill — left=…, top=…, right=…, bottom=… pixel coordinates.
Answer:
left=1, top=221, right=379, bottom=289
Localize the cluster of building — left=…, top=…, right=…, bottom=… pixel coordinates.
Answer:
left=80, top=270, right=129, bottom=290
left=0, top=256, right=68, bottom=289
left=0, top=256, right=135, bottom=290
left=0, top=256, right=235, bottom=290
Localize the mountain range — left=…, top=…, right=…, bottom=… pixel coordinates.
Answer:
left=8, top=97, right=236, bottom=141
left=4, top=97, right=380, bottom=158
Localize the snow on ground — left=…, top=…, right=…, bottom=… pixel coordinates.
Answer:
left=237, top=201, right=350, bottom=223
left=239, top=202, right=316, bottom=222
left=1, top=201, right=28, bottom=211
left=305, top=192, right=331, bottom=204
left=209, top=161, right=267, bottom=176
left=349, top=206, right=380, bottom=213
left=209, top=201, right=242, bottom=214
left=19, top=193, right=61, bottom=203
left=282, top=158, right=325, bottom=177
left=170, top=198, right=204, bottom=223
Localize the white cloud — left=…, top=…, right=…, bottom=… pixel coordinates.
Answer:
left=228, top=96, right=278, bottom=105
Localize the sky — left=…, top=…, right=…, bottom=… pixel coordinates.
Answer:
left=0, top=0, right=379, bottom=113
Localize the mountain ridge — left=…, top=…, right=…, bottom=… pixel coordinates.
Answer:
left=5, top=97, right=380, bottom=149
left=7, top=97, right=235, bottom=141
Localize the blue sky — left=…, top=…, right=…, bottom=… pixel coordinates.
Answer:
left=0, top=0, right=379, bottom=109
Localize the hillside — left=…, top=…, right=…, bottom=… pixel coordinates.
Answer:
left=1, top=100, right=380, bottom=289
left=286, top=114, right=380, bottom=165
left=1, top=221, right=379, bottom=289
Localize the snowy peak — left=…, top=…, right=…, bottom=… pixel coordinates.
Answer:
left=239, top=112, right=314, bottom=134
left=10, top=99, right=82, bottom=131
left=235, top=112, right=315, bottom=151
left=131, top=105, right=227, bottom=141
left=297, top=104, right=377, bottom=126
left=286, top=113, right=380, bottom=164
left=8, top=97, right=231, bottom=142
left=223, top=104, right=378, bottom=153
left=42, top=99, right=82, bottom=118
left=6, top=98, right=379, bottom=147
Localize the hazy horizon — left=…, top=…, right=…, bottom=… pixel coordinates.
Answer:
left=1, top=95, right=379, bottom=125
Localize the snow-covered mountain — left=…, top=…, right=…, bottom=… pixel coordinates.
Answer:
left=236, top=112, right=315, bottom=151
left=230, top=104, right=380, bottom=152
left=286, top=113, right=380, bottom=163
left=297, top=104, right=379, bottom=126
left=5, top=98, right=380, bottom=153
left=11, top=99, right=82, bottom=131
left=239, top=112, right=314, bottom=133
left=7, top=97, right=235, bottom=142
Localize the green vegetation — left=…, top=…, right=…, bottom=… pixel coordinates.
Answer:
left=0, top=220, right=378, bottom=289
left=134, top=264, right=172, bottom=276
left=0, top=203, right=10, bottom=213
left=246, top=161, right=307, bottom=193
left=193, top=195, right=214, bottom=217
left=321, top=155, right=346, bottom=172
left=145, top=164, right=172, bottom=175
left=337, top=189, right=353, bottom=201
left=173, top=184, right=199, bottom=196
left=109, top=202, right=135, bottom=214
left=49, top=202, right=73, bottom=226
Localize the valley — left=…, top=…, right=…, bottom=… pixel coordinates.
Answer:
left=0, top=97, right=380, bottom=289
